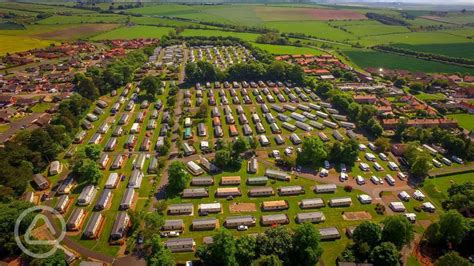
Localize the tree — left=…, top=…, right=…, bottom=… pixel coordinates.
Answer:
left=147, top=235, right=175, bottom=266
left=353, top=221, right=382, bottom=248
left=167, top=161, right=190, bottom=196
left=374, top=137, right=391, bottom=152
left=315, top=82, right=333, bottom=97
left=74, top=159, right=101, bottom=184
left=442, top=182, right=473, bottom=216
left=425, top=210, right=469, bottom=247
left=214, top=149, right=232, bottom=168
left=143, top=212, right=164, bottom=236
left=22, top=245, right=66, bottom=266
left=381, top=215, right=414, bottom=249
left=232, top=137, right=249, bottom=156
left=141, top=75, right=162, bottom=99
left=83, top=144, right=101, bottom=161
left=235, top=235, right=257, bottom=265
left=393, top=78, right=406, bottom=88
left=196, top=103, right=209, bottom=119
left=410, top=155, right=431, bottom=177
left=370, top=242, right=400, bottom=266
left=291, top=223, right=323, bottom=266
left=197, top=229, right=237, bottom=266
left=435, top=252, right=470, bottom=266
left=0, top=200, right=35, bottom=257
left=410, top=82, right=424, bottom=92
left=297, top=137, right=327, bottom=166
left=74, top=73, right=99, bottom=100
left=329, top=139, right=360, bottom=166
left=256, top=226, right=293, bottom=265
left=251, top=255, right=283, bottom=266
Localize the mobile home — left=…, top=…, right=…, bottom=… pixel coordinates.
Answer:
left=120, top=188, right=135, bottom=210
left=296, top=212, right=326, bottom=223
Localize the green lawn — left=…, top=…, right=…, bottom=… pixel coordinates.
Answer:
left=447, top=113, right=474, bottom=131
left=421, top=172, right=472, bottom=207
left=407, top=255, right=422, bottom=266
left=0, top=124, right=10, bottom=133
left=31, top=102, right=55, bottom=113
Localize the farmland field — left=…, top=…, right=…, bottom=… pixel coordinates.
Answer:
left=252, top=43, right=325, bottom=55
left=180, top=29, right=259, bottom=42
left=0, top=35, right=55, bottom=55
left=36, top=14, right=127, bottom=25
left=447, top=113, right=474, bottom=131
left=91, top=25, right=174, bottom=40
left=264, top=21, right=355, bottom=41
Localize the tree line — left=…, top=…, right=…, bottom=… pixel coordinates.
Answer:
left=366, top=13, right=410, bottom=26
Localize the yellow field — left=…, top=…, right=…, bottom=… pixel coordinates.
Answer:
left=0, top=35, right=56, bottom=55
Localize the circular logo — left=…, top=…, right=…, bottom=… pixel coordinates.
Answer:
left=14, top=205, right=66, bottom=259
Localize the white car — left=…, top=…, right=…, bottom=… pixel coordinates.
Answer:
left=320, top=168, right=329, bottom=177
left=237, top=225, right=248, bottom=231
left=340, top=172, right=348, bottom=182
left=168, top=231, right=180, bottom=237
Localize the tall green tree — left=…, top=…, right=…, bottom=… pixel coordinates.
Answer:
left=74, top=73, right=99, bottom=100
left=73, top=159, right=102, bottom=184
left=147, top=235, right=175, bottom=266
left=435, top=252, right=470, bottom=266
left=141, top=75, right=162, bottom=99
left=370, top=242, right=400, bottom=266
left=256, top=226, right=293, bottom=265
left=251, top=255, right=283, bottom=266
left=167, top=161, right=190, bottom=196
left=353, top=221, right=382, bottom=248
left=235, top=235, right=257, bottom=266
left=291, top=223, right=323, bottom=266
left=297, top=137, right=327, bottom=166
left=381, top=215, right=414, bottom=249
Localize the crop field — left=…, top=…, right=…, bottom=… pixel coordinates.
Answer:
left=447, top=113, right=474, bottom=131
left=180, top=29, right=259, bottom=42
left=129, top=16, right=205, bottom=28
left=91, top=25, right=174, bottom=40
left=254, top=6, right=367, bottom=21
left=252, top=43, right=325, bottom=55
left=392, top=42, right=474, bottom=59
left=342, top=47, right=474, bottom=75
left=341, top=23, right=411, bottom=37
left=357, top=31, right=473, bottom=46
left=264, top=21, right=355, bottom=41
left=420, top=13, right=474, bottom=25
left=36, top=14, right=127, bottom=25
left=0, top=34, right=55, bottom=55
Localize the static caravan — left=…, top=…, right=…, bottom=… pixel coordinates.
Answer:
left=128, top=169, right=144, bottom=189
left=332, top=130, right=344, bottom=141
left=282, top=122, right=296, bottom=132
left=183, top=143, right=196, bottom=156
left=135, top=112, right=145, bottom=123
left=242, top=124, right=252, bottom=135
left=302, top=112, right=317, bottom=121
left=265, top=113, right=275, bottom=124
left=275, top=135, right=285, bottom=145
left=236, top=105, right=244, bottom=114
left=192, top=218, right=218, bottom=231
left=340, top=121, right=355, bottom=129
left=156, top=137, right=165, bottom=150
left=365, top=153, right=376, bottom=161
left=83, top=212, right=104, bottom=239
left=216, top=187, right=242, bottom=197
left=98, top=153, right=110, bottom=169
left=290, top=112, right=306, bottom=122
left=298, top=104, right=310, bottom=112
left=252, top=113, right=261, bottom=123
left=55, top=195, right=70, bottom=214
left=309, top=103, right=322, bottom=111
left=96, top=100, right=108, bottom=108
left=278, top=185, right=304, bottom=196
left=214, top=126, right=224, bottom=138
left=332, top=114, right=347, bottom=121
left=162, top=219, right=185, bottom=231
left=300, top=198, right=325, bottom=209
left=359, top=163, right=370, bottom=172
left=422, top=202, right=436, bottom=212
left=191, top=177, right=214, bottom=186
left=130, top=123, right=140, bottom=134
left=441, top=157, right=452, bottom=166
left=81, top=120, right=93, bottom=130
left=309, top=121, right=325, bottom=130
left=77, top=185, right=97, bottom=206
left=198, top=203, right=222, bottom=214
left=261, top=214, right=289, bottom=226
left=259, top=135, right=270, bottom=146
left=133, top=154, right=146, bottom=170
left=296, top=212, right=326, bottom=224
left=229, top=125, right=239, bottom=136
left=247, top=158, right=258, bottom=174
left=32, top=174, right=49, bottom=190
left=88, top=133, right=102, bottom=145
left=225, top=114, right=235, bottom=124
left=182, top=188, right=209, bottom=198
left=318, top=132, right=330, bottom=142
left=385, top=174, right=396, bottom=186
left=120, top=188, right=135, bottom=210
left=239, top=113, right=248, bottom=124
left=104, top=137, right=117, bottom=151
left=125, top=101, right=134, bottom=111
left=290, top=133, right=302, bottom=145
left=221, top=176, right=241, bottom=185
left=323, top=120, right=338, bottom=129
left=278, top=114, right=290, bottom=122
left=105, top=173, right=119, bottom=189
left=247, top=176, right=268, bottom=185
left=314, top=184, right=337, bottom=194
left=329, top=197, right=352, bottom=207
left=199, top=156, right=218, bottom=173
left=140, top=137, right=151, bottom=151
left=67, top=208, right=86, bottom=231
left=319, top=227, right=341, bottom=240
left=86, top=113, right=98, bottom=122
left=57, top=178, right=74, bottom=195
left=271, top=104, right=285, bottom=113
left=198, top=123, right=207, bottom=137
left=316, top=111, right=329, bottom=119
left=295, top=121, right=313, bottom=131
left=74, top=131, right=86, bottom=144
left=249, top=187, right=275, bottom=197
left=111, top=154, right=125, bottom=169
left=118, top=114, right=129, bottom=125
left=165, top=238, right=196, bottom=253
left=346, top=130, right=358, bottom=140
left=261, top=104, right=269, bottom=113
left=270, top=123, right=281, bottom=134
left=262, top=200, right=289, bottom=211
left=423, top=144, right=438, bottom=155
left=98, top=123, right=110, bottom=134
left=125, top=135, right=136, bottom=149
left=110, top=212, right=130, bottom=240
left=265, top=169, right=290, bottom=181
left=94, top=189, right=112, bottom=211
left=168, top=203, right=194, bottom=215
left=224, top=216, right=256, bottom=228
left=388, top=161, right=399, bottom=171
left=358, top=194, right=372, bottom=204
left=148, top=157, right=158, bottom=174
left=256, top=123, right=266, bottom=134
left=389, top=202, right=406, bottom=212
left=147, top=119, right=157, bottom=130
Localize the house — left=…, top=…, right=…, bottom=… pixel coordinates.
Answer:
left=300, top=198, right=325, bottom=209
left=0, top=95, right=17, bottom=106
left=192, top=218, right=218, bottom=230
left=110, top=212, right=130, bottom=240
left=168, top=203, right=194, bottom=215
left=224, top=216, right=256, bottom=228
left=67, top=208, right=86, bottom=231
left=32, top=174, right=49, bottom=190
left=261, top=214, right=289, bottom=225
left=353, top=94, right=377, bottom=104
left=319, top=227, right=341, bottom=240
left=83, top=212, right=104, bottom=239
left=49, top=160, right=62, bottom=176
left=329, top=197, right=352, bottom=207
left=162, top=219, right=184, bottom=231
left=165, top=238, right=195, bottom=253
left=296, top=212, right=326, bottom=223
left=262, top=200, right=288, bottom=211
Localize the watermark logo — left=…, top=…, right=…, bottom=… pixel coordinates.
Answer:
left=14, top=205, right=66, bottom=259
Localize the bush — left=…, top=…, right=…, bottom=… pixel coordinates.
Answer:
left=375, top=203, right=386, bottom=215
left=344, top=185, right=353, bottom=192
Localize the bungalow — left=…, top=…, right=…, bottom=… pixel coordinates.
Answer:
left=224, top=216, right=256, bottom=228
left=296, top=212, right=326, bottom=224
left=110, top=212, right=130, bottom=240
left=196, top=203, right=221, bottom=215
left=249, top=187, right=274, bottom=197
left=32, top=174, right=49, bottom=190
left=278, top=185, right=304, bottom=196
left=262, top=200, right=289, bottom=211
left=77, top=185, right=97, bottom=206
left=162, top=219, right=184, bottom=231
left=216, top=187, right=242, bottom=197
left=300, top=198, right=325, bottom=209
left=182, top=188, right=209, bottom=198
left=192, top=218, right=218, bottom=231
left=67, top=208, right=86, bottom=231
left=120, top=188, right=135, bottom=210
left=168, top=203, right=194, bottom=215
left=165, top=238, right=195, bottom=253
left=261, top=214, right=289, bottom=225
left=83, top=213, right=104, bottom=239
left=265, top=169, right=291, bottom=181
left=329, top=197, right=352, bottom=207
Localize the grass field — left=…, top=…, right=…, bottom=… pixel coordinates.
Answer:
left=264, top=21, right=355, bottom=41
left=37, top=14, right=127, bottom=25
left=0, top=124, right=10, bottom=133
left=91, top=25, right=174, bottom=40
left=409, top=91, right=447, bottom=101
left=180, top=29, right=259, bottom=42
left=358, top=31, right=473, bottom=46
left=393, top=43, right=474, bottom=59
left=31, top=102, right=55, bottom=113
left=421, top=172, right=472, bottom=207
left=343, top=47, right=474, bottom=75
left=447, top=113, right=474, bottom=131
left=252, top=43, right=325, bottom=55
left=0, top=35, right=55, bottom=55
